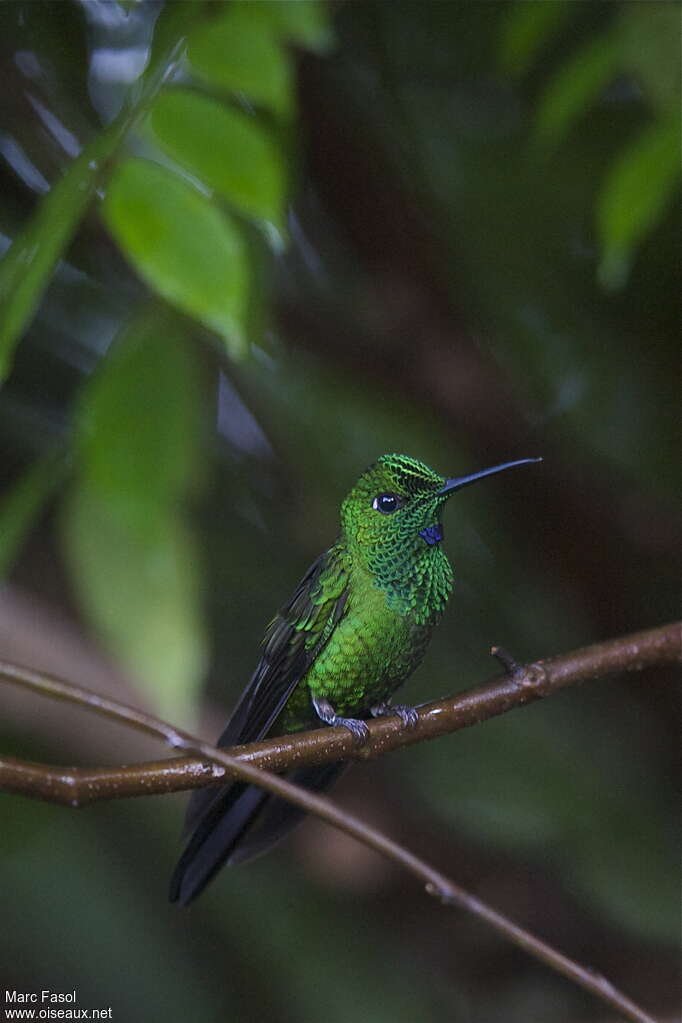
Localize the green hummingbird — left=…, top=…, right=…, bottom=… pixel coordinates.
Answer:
left=170, top=453, right=540, bottom=904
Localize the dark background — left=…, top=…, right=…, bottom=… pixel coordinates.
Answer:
left=0, top=3, right=679, bottom=1021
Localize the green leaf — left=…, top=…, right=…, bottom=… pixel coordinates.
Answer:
left=74, top=309, right=204, bottom=512
left=0, top=2, right=199, bottom=382
left=63, top=483, right=206, bottom=725
left=150, top=89, right=286, bottom=231
left=102, top=158, right=248, bottom=357
left=498, top=1, right=574, bottom=78
left=0, top=139, right=116, bottom=383
left=0, top=450, right=68, bottom=578
left=187, top=3, right=293, bottom=117
left=255, top=0, right=334, bottom=54
left=597, top=113, right=680, bottom=290
left=533, top=32, right=620, bottom=149
left=63, top=311, right=207, bottom=723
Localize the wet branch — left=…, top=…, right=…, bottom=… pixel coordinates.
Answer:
left=1, top=621, right=679, bottom=1023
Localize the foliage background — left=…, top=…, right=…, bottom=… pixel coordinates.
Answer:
left=0, top=2, right=679, bottom=1021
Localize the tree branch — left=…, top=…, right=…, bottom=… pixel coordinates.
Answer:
left=1, top=621, right=678, bottom=805
left=1, top=624, right=678, bottom=1022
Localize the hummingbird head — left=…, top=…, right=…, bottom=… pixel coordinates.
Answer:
left=339, top=453, right=540, bottom=621
left=341, top=455, right=449, bottom=556
left=341, top=453, right=540, bottom=552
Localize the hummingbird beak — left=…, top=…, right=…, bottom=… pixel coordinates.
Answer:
left=437, top=457, right=542, bottom=496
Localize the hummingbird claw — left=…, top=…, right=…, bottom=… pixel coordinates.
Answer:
left=396, top=704, right=420, bottom=729
left=312, top=696, right=369, bottom=744
left=337, top=717, right=370, bottom=744
left=371, top=702, right=419, bottom=729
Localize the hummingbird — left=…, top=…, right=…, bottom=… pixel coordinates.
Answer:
left=170, top=453, right=540, bottom=905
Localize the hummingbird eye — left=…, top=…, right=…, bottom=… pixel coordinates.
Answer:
left=372, top=493, right=404, bottom=514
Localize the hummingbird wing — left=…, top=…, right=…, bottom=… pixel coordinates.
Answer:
left=169, top=547, right=349, bottom=904
left=215, top=546, right=349, bottom=751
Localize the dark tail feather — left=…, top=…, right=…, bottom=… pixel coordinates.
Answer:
left=228, top=761, right=345, bottom=866
left=169, top=782, right=268, bottom=906
left=169, top=762, right=345, bottom=906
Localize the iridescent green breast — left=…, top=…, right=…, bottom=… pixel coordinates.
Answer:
left=280, top=546, right=452, bottom=729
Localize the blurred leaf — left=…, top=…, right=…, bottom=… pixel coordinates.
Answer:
left=187, top=3, right=293, bottom=118
left=0, top=450, right=67, bottom=577
left=534, top=32, right=620, bottom=148
left=63, top=313, right=207, bottom=723
left=143, top=0, right=208, bottom=87
left=254, top=0, right=335, bottom=54
left=150, top=89, right=286, bottom=232
left=498, top=0, right=574, bottom=78
left=0, top=137, right=118, bottom=382
left=74, top=310, right=203, bottom=511
left=103, top=158, right=248, bottom=357
left=597, top=113, right=680, bottom=290
left=0, top=6, right=194, bottom=382
left=63, top=485, right=206, bottom=724
left=617, top=1, right=681, bottom=114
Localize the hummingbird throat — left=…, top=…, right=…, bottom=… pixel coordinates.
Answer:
left=419, top=523, right=443, bottom=546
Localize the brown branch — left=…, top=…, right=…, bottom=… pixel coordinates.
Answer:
left=1, top=625, right=678, bottom=1022
left=1, top=621, right=678, bottom=805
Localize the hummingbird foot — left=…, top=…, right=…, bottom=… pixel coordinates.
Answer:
left=312, top=696, right=370, bottom=744
left=370, top=702, right=419, bottom=729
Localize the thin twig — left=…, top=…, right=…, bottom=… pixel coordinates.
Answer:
left=2, top=625, right=677, bottom=1022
